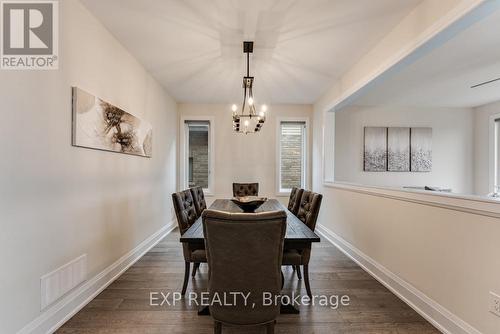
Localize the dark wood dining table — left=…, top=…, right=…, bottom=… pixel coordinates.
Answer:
left=180, top=198, right=321, bottom=314
left=181, top=198, right=320, bottom=247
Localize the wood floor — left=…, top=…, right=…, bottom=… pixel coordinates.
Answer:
left=57, top=229, right=441, bottom=334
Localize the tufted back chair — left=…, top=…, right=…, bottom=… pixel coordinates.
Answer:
left=296, top=190, right=323, bottom=231
left=232, top=183, right=259, bottom=197
left=172, top=190, right=207, bottom=295
left=283, top=190, right=323, bottom=298
left=202, top=209, right=286, bottom=332
left=172, top=190, right=199, bottom=235
left=287, top=187, right=304, bottom=215
left=190, top=186, right=207, bottom=216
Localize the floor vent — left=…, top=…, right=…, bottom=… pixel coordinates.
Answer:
left=41, top=254, right=87, bottom=310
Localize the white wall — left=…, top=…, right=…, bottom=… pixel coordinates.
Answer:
left=178, top=104, right=312, bottom=206
left=313, top=105, right=500, bottom=334
left=0, top=1, right=177, bottom=333
left=474, top=100, right=500, bottom=195
left=334, top=105, right=475, bottom=194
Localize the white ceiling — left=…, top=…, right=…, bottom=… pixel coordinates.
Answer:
left=352, top=7, right=500, bottom=108
left=80, top=0, right=421, bottom=104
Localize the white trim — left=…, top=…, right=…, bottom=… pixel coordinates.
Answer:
left=179, top=116, right=215, bottom=194
left=322, top=110, right=335, bottom=184
left=316, top=224, right=482, bottom=334
left=17, top=221, right=177, bottom=334
left=488, top=113, right=500, bottom=194
left=276, top=117, right=310, bottom=196
left=325, top=182, right=500, bottom=219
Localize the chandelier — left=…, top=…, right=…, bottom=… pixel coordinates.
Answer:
left=232, top=41, right=268, bottom=134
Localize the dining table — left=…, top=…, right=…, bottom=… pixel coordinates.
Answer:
left=180, top=198, right=321, bottom=314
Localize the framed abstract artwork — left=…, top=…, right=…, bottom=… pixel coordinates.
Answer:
left=72, top=87, right=152, bottom=157
left=363, top=127, right=387, bottom=172
left=388, top=127, right=410, bottom=172
left=410, top=127, right=432, bottom=172
left=363, top=126, right=432, bottom=172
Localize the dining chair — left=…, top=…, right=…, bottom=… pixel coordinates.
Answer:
left=287, top=187, right=304, bottom=215
left=190, top=186, right=207, bottom=216
left=172, top=189, right=207, bottom=295
left=282, top=190, right=322, bottom=298
left=232, top=182, right=259, bottom=197
left=202, top=209, right=287, bottom=334
left=189, top=186, right=207, bottom=277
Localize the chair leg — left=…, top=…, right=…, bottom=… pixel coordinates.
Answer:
left=266, top=321, right=275, bottom=334
left=214, top=321, right=222, bottom=334
left=296, top=265, right=302, bottom=280
left=181, top=262, right=190, bottom=295
left=192, top=263, right=200, bottom=277
left=303, top=264, right=312, bottom=298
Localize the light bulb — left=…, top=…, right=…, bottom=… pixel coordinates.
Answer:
left=244, top=120, right=249, bottom=126
left=261, top=104, right=268, bottom=112
left=231, top=104, right=237, bottom=112
left=248, top=97, right=254, bottom=106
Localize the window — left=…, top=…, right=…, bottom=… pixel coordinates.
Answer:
left=278, top=120, right=307, bottom=193
left=182, top=119, right=213, bottom=193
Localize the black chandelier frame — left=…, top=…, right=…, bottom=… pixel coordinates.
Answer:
left=232, top=41, right=266, bottom=134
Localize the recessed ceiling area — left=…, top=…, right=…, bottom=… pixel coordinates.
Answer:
left=350, top=7, right=500, bottom=108
left=80, top=0, right=421, bottom=104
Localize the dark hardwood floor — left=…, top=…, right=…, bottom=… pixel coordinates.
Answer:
left=57, top=229, right=441, bottom=334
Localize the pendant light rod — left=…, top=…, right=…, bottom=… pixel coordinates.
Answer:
left=247, top=51, right=249, bottom=77
left=243, top=41, right=253, bottom=78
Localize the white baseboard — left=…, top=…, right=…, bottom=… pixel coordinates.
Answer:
left=18, top=221, right=177, bottom=334
left=316, top=224, right=481, bottom=334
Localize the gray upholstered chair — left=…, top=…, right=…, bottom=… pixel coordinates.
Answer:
left=202, top=209, right=287, bottom=334
left=189, top=186, right=207, bottom=277
left=287, top=187, right=304, bottom=215
left=282, top=190, right=322, bottom=298
left=190, top=186, right=207, bottom=216
left=232, top=182, right=259, bottom=197
left=172, top=190, right=207, bottom=295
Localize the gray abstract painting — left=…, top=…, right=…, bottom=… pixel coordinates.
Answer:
left=410, top=127, right=432, bottom=172
left=388, top=127, right=410, bottom=171
left=364, top=127, right=387, bottom=171
left=72, top=87, right=152, bottom=157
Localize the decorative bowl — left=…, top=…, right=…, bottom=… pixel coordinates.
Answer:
left=231, top=196, right=267, bottom=212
